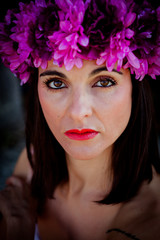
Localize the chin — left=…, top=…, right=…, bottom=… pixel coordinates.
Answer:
left=64, top=143, right=112, bottom=161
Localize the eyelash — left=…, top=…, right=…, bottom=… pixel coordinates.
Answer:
left=43, top=76, right=116, bottom=91
left=44, top=78, right=67, bottom=90
left=93, top=76, right=116, bottom=88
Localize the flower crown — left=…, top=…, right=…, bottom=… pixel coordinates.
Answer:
left=0, top=0, right=160, bottom=85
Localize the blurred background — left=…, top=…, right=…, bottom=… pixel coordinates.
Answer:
left=0, top=1, right=30, bottom=189
left=0, top=1, right=160, bottom=190
left=0, top=61, right=26, bottom=189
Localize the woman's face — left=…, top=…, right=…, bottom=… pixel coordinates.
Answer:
left=38, top=60, right=132, bottom=160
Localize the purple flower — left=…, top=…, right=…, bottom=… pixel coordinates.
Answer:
left=0, top=2, right=40, bottom=84
left=96, top=28, right=134, bottom=72
left=49, top=0, right=89, bottom=70
left=0, top=0, right=160, bottom=83
left=10, top=2, right=39, bottom=58
left=157, top=7, right=160, bottom=21
left=147, top=47, right=160, bottom=79
left=123, top=57, right=147, bottom=81
left=123, top=46, right=160, bottom=81
left=35, top=0, right=47, bottom=8
left=82, top=0, right=134, bottom=54
left=131, top=4, right=158, bottom=54
left=28, top=2, right=59, bottom=69
left=126, top=1, right=160, bottom=79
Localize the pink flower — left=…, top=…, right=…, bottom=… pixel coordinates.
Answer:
left=49, top=0, right=89, bottom=70
left=124, top=58, right=148, bottom=81
left=96, top=28, right=134, bottom=72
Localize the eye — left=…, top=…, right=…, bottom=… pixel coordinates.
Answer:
left=44, top=78, right=66, bottom=90
left=93, top=77, right=116, bottom=88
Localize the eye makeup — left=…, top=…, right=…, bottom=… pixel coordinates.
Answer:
left=92, top=76, right=117, bottom=88
left=43, top=78, right=67, bottom=90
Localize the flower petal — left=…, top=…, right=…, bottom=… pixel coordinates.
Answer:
left=59, top=40, right=69, bottom=50
left=78, top=35, right=89, bottom=47
left=127, top=51, right=140, bottom=69
left=20, top=71, right=30, bottom=85
left=125, top=28, right=134, bottom=39
left=125, top=13, right=136, bottom=27
left=75, top=58, right=83, bottom=68
left=34, top=58, right=42, bottom=68
left=54, top=51, right=65, bottom=60
left=96, top=57, right=106, bottom=65
left=35, top=0, right=47, bottom=8
left=65, top=60, right=74, bottom=71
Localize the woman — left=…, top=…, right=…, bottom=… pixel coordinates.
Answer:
left=0, top=0, right=160, bottom=239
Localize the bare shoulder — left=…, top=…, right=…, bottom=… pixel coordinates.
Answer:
left=107, top=173, right=160, bottom=240
left=13, top=148, right=33, bottom=182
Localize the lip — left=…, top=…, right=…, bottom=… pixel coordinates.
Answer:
left=65, top=129, right=99, bottom=141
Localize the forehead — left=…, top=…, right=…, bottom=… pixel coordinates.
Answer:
left=38, top=59, right=130, bottom=79
left=39, top=60, right=99, bottom=77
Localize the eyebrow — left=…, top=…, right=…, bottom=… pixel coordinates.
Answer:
left=40, top=70, right=67, bottom=79
left=39, top=66, right=123, bottom=78
left=89, top=66, right=123, bottom=77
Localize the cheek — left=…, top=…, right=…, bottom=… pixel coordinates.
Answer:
left=112, top=95, right=131, bottom=132
left=99, top=86, right=132, bottom=140
left=38, top=89, right=62, bottom=131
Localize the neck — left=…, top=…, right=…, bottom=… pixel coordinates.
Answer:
left=65, top=147, right=112, bottom=201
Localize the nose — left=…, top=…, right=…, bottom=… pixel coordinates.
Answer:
left=68, top=89, right=93, bottom=121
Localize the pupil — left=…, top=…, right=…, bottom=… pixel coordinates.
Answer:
left=54, top=81, right=62, bottom=87
left=100, top=80, right=109, bottom=86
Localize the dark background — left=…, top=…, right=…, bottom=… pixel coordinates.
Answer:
left=0, top=1, right=33, bottom=190
left=0, top=62, right=26, bottom=190
left=0, top=1, right=160, bottom=190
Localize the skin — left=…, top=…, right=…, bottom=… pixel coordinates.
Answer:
left=38, top=60, right=132, bottom=162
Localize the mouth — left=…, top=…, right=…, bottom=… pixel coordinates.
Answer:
left=64, top=129, right=99, bottom=141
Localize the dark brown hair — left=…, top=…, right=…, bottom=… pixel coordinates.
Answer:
left=25, top=70, right=160, bottom=206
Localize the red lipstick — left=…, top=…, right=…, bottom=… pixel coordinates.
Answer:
left=65, top=129, right=98, bottom=141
